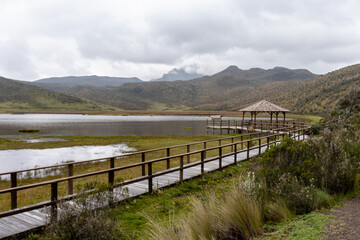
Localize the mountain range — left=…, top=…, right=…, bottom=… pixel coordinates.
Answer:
left=59, top=66, right=318, bottom=111
left=1, top=64, right=359, bottom=114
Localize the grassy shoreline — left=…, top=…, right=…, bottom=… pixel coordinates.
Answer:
left=0, top=109, right=322, bottom=120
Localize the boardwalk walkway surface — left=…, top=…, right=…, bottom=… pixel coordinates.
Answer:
left=0, top=131, right=307, bottom=239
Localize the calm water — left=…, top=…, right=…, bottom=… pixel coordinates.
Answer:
left=0, top=144, right=135, bottom=177
left=0, top=114, right=248, bottom=137
left=0, top=114, right=264, bottom=173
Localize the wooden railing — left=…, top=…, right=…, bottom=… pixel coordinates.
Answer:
left=207, top=119, right=305, bottom=132
left=0, top=121, right=309, bottom=218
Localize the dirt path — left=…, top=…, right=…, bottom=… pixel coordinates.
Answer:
left=325, top=197, right=360, bottom=240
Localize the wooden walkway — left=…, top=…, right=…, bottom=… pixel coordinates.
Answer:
left=0, top=126, right=308, bottom=239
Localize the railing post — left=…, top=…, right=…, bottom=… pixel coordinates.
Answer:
left=179, top=156, right=184, bottom=182
left=109, top=158, right=115, bottom=187
left=142, top=152, right=146, bottom=176
left=303, top=128, right=305, bottom=140
left=220, top=119, right=222, bottom=134
left=166, top=148, right=170, bottom=169
left=298, top=129, right=300, bottom=140
left=11, top=172, right=17, bottom=209
left=108, top=157, right=115, bottom=207
left=201, top=150, right=205, bottom=174
left=203, top=142, right=207, bottom=158
left=258, top=138, right=261, bottom=154
left=219, top=147, right=222, bottom=168
left=267, top=136, right=270, bottom=149
left=148, top=162, right=153, bottom=193
left=187, top=145, right=190, bottom=163
left=234, top=144, right=237, bottom=163
left=231, top=137, right=234, bottom=152
left=241, top=135, right=244, bottom=149
left=218, top=139, right=221, bottom=146
left=51, top=182, right=58, bottom=221
left=68, top=164, right=73, bottom=195
left=247, top=141, right=250, bottom=159
left=227, top=120, right=230, bottom=134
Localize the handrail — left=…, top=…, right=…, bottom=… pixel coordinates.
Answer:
left=0, top=122, right=309, bottom=218
left=0, top=121, right=304, bottom=177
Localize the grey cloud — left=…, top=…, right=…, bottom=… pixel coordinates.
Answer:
left=0, top=39, right=37, bottom=79
left=1, top=0, right=360, bottom=80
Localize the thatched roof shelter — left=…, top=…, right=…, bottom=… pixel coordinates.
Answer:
left=238, top=100, right=289, bottom=122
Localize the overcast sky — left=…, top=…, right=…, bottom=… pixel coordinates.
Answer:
left=1, top=0, right=360, bottom=81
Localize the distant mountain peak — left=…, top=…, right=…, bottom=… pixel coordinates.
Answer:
left=225, top=65, right=241, bottom=71
left=152, top=68, right=204, bottom=82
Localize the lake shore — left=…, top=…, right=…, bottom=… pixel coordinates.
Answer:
left=0, top=110, right=322, bottom=125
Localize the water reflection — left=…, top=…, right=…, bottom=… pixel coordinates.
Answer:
left=0, top=114, right=251, bottom=136
left=0, top=143, right=135, bottom=176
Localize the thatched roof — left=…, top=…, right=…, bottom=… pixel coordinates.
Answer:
left=239, top=100, right=289, bottom=112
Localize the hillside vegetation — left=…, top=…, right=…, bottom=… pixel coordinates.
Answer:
left=31, top=75, right=143, bottom=92
left=0, top=77, right=113, bottom=112
left=61, top=64, right=360, bottom=114
left=271, top=64, right=360, bottom=114
left=62, top=66, right=317, bottom=111
left=5, top=64, right=360, bottom=114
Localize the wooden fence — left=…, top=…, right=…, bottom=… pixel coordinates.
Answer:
left=0, top=121, right=309, bottom=219
left=207, top=119, right=305, bottom=133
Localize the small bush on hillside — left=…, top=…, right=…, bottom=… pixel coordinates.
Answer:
left=43, top=191, right=124, bottom=240
left=313, top=189, right=334, bottom=209
left=308, top=129, right=359, bottom=194
left=272, top=173, right=318, bottom=214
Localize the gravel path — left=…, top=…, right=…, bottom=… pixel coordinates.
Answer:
left=325, top=197, right=360, bottom=240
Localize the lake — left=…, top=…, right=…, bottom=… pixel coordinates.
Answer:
left=0, top=144, right=135, bottom=178
left=0, top=113, right=251, bottom=137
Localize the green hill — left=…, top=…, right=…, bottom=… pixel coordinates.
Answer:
left=12, top=64, right=358, bottom=114
left=0, top=76, right=113, bottom=112
left=63, top=66, right=317, bottom=111
left=270, top=64, right=360, bottom=114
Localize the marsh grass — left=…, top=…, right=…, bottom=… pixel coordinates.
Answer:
left=145, top=183, right=263, bottom=240
left=264, top=198, right=293, bottom=223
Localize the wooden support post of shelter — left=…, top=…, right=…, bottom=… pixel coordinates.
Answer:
left=238, top=100, right=290, bottom=129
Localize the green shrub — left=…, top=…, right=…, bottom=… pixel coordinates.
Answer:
left=258, top=137, right=317, bottom=188
left=43, top=191, right=123, bottom=240
left=307, top=129, right=359, bottom=194
left=314, top=189, right=334, bottom=209
left=272, top=173, right=318, bottom=214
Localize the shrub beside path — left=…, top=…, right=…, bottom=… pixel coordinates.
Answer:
left=325, top=197, right=360, bottom=240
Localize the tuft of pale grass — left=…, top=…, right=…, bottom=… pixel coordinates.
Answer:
left=144, top=214, right=183, bottom=240
left=264, top=198, right=293, bottom=222
left=219, top=185, right=263, bottom=239
left=184, top=194, right=219, bottom=240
